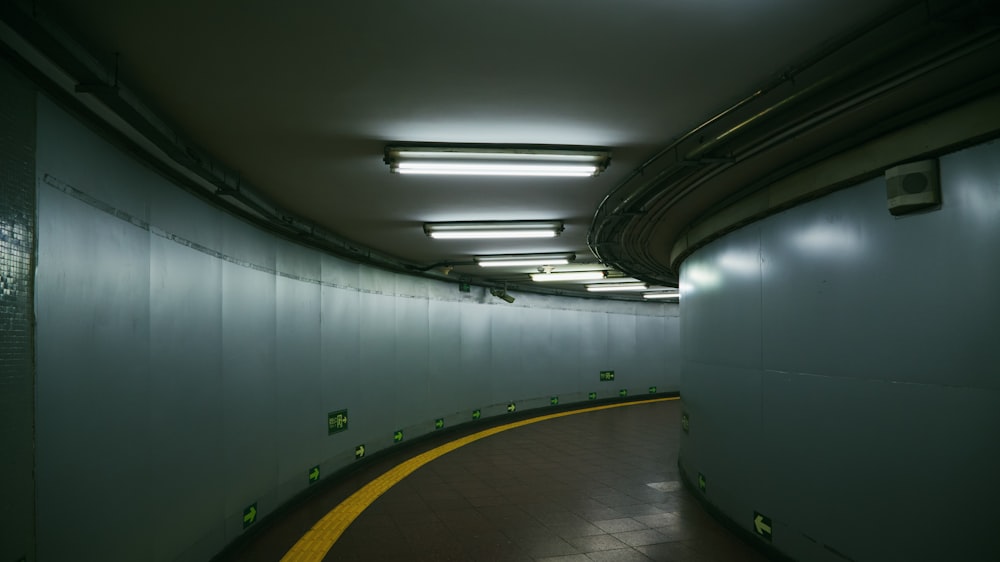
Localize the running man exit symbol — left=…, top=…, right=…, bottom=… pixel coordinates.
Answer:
left=327, top=409, right=348, bottom=435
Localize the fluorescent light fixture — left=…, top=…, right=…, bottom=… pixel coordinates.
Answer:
left=386, top=145, right=610, bottom=177
left=531, top=271, right=606, bottom=282
left=585, top=277, right=641, bottom=284
left=424, top=221, right=563, bottom=239
left=644, top=292, right=681, bottom=300
left=475, top=253, right=576, bottom=267
left=586, top=283, right=649, bottom=292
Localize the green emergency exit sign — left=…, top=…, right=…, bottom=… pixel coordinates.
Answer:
left=328, top=409, right=348, bottom=435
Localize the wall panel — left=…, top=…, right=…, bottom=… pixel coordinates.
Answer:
left=149, top=236, right=224, bottom=560
left=679, top=138, right=1000, bottom=561
left=36, top=182, right=153, bottom=560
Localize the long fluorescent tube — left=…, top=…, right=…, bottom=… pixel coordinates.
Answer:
left=476, top=253, right=575, bottom=267
left=386, top=146, right=610, bottom=177
left=586, top=283, right=649, bottom=292
left=585, top=277, right=641, bottom=284
left=644, top=292, right=681, bottom=299
left=424, top=221, right=563, bottom=239
left=531, top=271, right=606, bottom=282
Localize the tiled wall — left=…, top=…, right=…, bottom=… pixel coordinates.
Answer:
left=0, top=60, right=36, bottom=561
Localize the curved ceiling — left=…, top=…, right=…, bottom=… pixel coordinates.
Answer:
left=5, top=0, right=996, bottom=298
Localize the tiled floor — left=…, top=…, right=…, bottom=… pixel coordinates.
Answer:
left=224, top=400, right=770, bottom=561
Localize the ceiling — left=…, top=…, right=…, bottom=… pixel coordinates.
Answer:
left=9, top=0, right=999, bottom=299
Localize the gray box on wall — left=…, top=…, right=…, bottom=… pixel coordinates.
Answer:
left=885, top=159, right=940, bottom=216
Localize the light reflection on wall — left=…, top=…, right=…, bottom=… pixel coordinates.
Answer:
left=790, top=221, right=861, bottom=257
left=680, top=262, right=721, bottom=298
left=718, top=250, right=760, bottom=277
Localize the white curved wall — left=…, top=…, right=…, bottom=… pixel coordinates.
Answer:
left=679, top=138, right=1000, bottom=561
left=32, top=96, right=680, bottom=561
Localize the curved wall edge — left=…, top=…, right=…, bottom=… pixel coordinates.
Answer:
left=678, top=134, right=1000, bottom=561
left=669, top=91, right=1000, bottom=274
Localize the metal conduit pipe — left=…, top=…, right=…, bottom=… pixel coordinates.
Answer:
left=588, top=0, right=1000, bottom=281
left=634, top=29, right=1000, bottom=224
left=587, top=0, right=927, bottom=247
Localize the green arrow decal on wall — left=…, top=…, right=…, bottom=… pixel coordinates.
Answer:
left=242, top=503, right=257, bottom=529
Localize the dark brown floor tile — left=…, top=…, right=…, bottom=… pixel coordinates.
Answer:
left=584, top=548, right=655, bottom=561
left=503, top=524, right=560, bottom=541
left=547, top=521, right=607, bottom=539
left=469, top=494, right=512, bottom=507
left=537, top=555, right=593, bottom=562
left=635, top=541, right=702, bottom=562
left=536, top=511, right=591, bottom=527
left=613, top=528, right=674, bottom=547
left=614, top=503, right=669, bottom=517
left=574, top=506, right=627, bottom=521
left=564, top=533, right=629, bottom=552
left=512, top=535, right=581, bottom=558
left=436, top=507, right=494, bottom=532
left=650, top=522, right=699, bottom=542
left=632, top=512, right=679, bottom=528
left=592, top=517, right=648, bottom=533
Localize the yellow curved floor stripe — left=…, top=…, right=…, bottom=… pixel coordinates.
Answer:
left=280, top=397, right=679, bottom=562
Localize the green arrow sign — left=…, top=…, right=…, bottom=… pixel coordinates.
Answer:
left=698, top=472, right=706, bottom=493
left=648, top=386, right=657, bottom=394
left=327, top=409, right=348, bottom=435
left=309, top=465, right=320, bottom=484
left=588, top=392, right=597, bottom=400
left=681, top=412, right=690, bottom=433
left=354, top=444, right=365, bottom=459
left=550, top=396, right=559, bottom=405
left=619, top=388, right=628, bottom=397
left=435, top=418, right=444, bottom=430
left=393, top=430, right=403, bottom=443
left=753, top=511, right=772, bottom=541
left=472, top=409, right=481, bottom=420
left=599, top=370, right=615, bottom=381
left=506, top=402, right=516, bottom=413
left=242, top=502, right=257, bottom=529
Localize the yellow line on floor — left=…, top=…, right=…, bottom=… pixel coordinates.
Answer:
left=280, top=396, right=679, bottom=562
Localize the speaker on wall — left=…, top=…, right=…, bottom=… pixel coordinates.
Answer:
left=885, top=159, right=940, bottom=216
